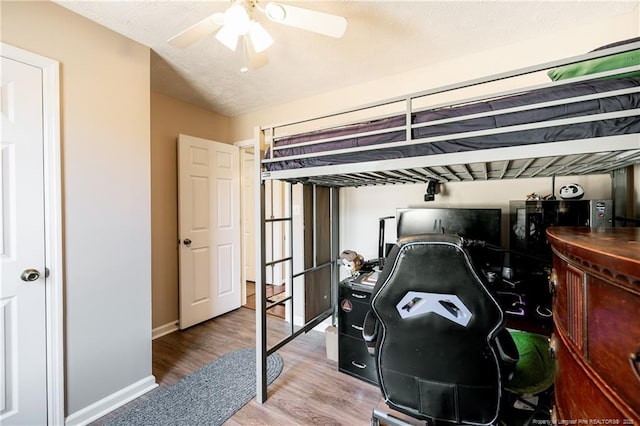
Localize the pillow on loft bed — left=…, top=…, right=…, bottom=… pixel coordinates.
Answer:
left=547, top=37, right=640, bottom=81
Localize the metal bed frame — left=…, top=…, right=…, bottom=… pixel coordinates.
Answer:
left=254, top=41, right=640, bottom=403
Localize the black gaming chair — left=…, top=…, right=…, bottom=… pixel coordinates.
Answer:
left=363, top=234, right=554, bottom=426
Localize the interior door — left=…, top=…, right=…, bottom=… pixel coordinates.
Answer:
left=178, top=134, right=241, bottom=329
left=0, top=56, right=48, bottom=425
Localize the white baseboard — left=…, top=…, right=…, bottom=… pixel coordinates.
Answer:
left=313, top=316, right=333, bottom=332
left=152, top=321, right=179, bottom=340
left=65, top=375, right=157, bottom=426
left=293, top=313, right=333, bottom=331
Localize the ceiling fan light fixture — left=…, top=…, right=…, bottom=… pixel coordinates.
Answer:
left=215, top=24, right=240, bottom=51
left=248, top=21, right=273, bottom=53
left=169, top=0, right=347, bottom=70
left=225, top=4, right=251, bottom=34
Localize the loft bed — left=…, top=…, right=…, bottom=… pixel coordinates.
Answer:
left=253, top=39, right=640, bottom=402
left=262, top=40, right=640, bottom=186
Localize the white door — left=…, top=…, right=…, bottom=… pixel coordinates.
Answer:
left=242, top=148, right=255, bottom=282
left=178, top=134, right=241, bottom=329
left=0, top=56, right=48, bottom=425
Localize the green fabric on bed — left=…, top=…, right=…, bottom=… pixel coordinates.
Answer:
left=505, top=330, right=556, bottom=395
left=547, top=49, right=640, bottom=81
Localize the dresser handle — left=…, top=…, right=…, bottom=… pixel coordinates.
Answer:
left=351, top=324, right=364, bottom=331
left=351, top=293, right=367, bottom=299
left=351, top=361, right=367, bottom=369
left=548, top=268, right=557, bottom=297
left=548, top=334, right=558, bottom=360
left=630, top=347, right=640, bottom=382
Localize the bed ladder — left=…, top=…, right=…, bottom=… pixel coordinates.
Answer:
left=255, top=171, right=340, bottom=403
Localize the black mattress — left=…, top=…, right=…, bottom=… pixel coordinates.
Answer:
left=264, top=77, right=640, bottom=172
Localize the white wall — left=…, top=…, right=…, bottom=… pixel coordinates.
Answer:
left=1, top=1, right=154, bottom=420
left=339, top=175, right=612, bottom=263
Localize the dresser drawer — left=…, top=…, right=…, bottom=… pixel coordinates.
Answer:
left=587, top=276, right=640, bottom=412
left=554, top=331, right=626, bottom=420
left=339, top=334, right=379, bottom=385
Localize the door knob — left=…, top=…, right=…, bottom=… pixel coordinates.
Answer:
left=21, top=269, right=41, bottom=282
left=630, top=345, right=640, bottom=383
left=183, top=239, right=192, bottom=246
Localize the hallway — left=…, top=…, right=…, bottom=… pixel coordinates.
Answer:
left=243, top=281, right=286, bottom=319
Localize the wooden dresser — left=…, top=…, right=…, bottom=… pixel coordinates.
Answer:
left=546, top=227, right=640, bottom=424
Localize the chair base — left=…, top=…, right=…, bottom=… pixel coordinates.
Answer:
left=371, top=408, right=422, bottom=426
left=371, top=408, right=468, bottom=426
left=500, top=387, right=554, bottom=426
left=371, top=387, right=553, bottom=426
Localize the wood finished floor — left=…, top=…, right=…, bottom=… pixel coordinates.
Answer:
left=91, top=307, right=401, bottom=426
left=244, top=281, right=286, bottom=319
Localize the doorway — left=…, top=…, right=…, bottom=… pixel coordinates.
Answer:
left=243, top=282, right=285, bottom=319
left=238, top=144, right=284, bottom=319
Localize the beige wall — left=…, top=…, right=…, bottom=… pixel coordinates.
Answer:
left=1, top=0, right=152, bottom=419
left=150, top=91, right=230, bottom=329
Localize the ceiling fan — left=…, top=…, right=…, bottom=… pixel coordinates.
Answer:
left=168, top=0, right=347, bottom=72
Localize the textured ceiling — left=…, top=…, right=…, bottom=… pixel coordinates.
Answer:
left=55, top=1, right=638, bottom=117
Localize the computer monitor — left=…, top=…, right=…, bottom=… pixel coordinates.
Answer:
left=396, top=208, right=502, bottom=246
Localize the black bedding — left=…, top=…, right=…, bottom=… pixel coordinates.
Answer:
left=264, top=77, right=640, bottom=172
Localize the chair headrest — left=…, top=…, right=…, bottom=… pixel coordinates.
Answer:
left=397, top=233, right=464, bottom=248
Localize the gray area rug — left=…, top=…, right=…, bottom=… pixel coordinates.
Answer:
left=106, top=347, right=283, bottom=426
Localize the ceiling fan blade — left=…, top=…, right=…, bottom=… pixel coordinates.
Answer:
left=168, top=13, right=225, bottom=48
left=264, top=2, right=347, bottom=38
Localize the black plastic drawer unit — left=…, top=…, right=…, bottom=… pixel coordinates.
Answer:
left=338, top=280, right=378, bottom=385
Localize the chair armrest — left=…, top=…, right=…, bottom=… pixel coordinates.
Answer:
left=362, top=310, right=378, bottom=356
left=494, top=328, right=519, bottom=381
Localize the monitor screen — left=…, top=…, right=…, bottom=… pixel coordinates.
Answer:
left=396, top=208, right=502, bottom=246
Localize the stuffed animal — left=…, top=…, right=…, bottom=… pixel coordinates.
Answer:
left=559, top=183, right=585, bottom=200
left=339, top=250, right=364, bottom=274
